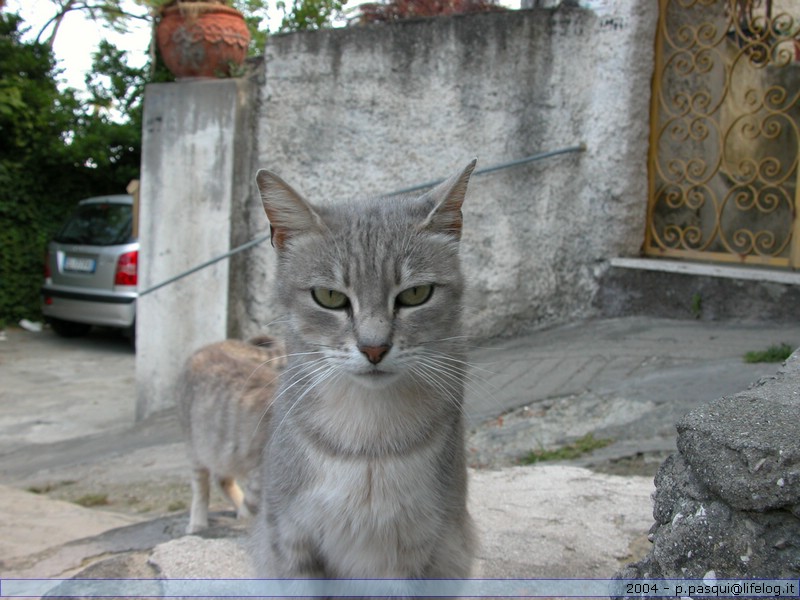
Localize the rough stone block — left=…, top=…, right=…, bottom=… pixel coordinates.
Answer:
left=616, top=351, right=800, bottom=584
left=677, top=390, right=800, bottom=512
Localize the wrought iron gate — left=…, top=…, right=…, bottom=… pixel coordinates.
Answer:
left=645, top=0, right=800, bottom=268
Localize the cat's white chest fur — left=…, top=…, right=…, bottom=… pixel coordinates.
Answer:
left=302, top=443, right=445, bottom=577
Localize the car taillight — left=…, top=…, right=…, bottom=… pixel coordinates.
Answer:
left=115, top=250, right=138, bottom=286
left=44, top=251, right=51, bottom=279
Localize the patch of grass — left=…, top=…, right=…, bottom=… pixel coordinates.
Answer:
left=519, top=433, right=614, bottom=465
left=27, top=480, right=76, bottom=494
left=690, top=292, right=702, bottom=319
left=167, top=500, right=187, bottom=512
left=743, top=343, right=794, bottom=364
left=74, top=493, right=110, bottom=508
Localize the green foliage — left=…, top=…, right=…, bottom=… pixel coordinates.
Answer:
left=77, top=39, right=147, bottom=187
left=743, top=343, right=794, bottom=364
left=519, top=433, right=613, bottom=465
left=74, top=492, right=110, bottom=507
left=690, top=292, right=702, bottom=318
left=0, top=13, right=144, bottom=327
left=167, top=499, right=188, bottom=512
left=232, top=0, right=271, bottom=53
left=0, top=14, right=77, bottom=326
left=277, top=0, right=347, bottom=31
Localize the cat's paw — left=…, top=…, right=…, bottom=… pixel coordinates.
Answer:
left=186, top=520, right=207, bottom=534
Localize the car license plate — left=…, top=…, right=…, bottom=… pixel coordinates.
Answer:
left=64, top=256, right=96, bottom=273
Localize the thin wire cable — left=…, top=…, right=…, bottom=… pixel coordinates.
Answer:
left=383, top=144, right=586, bottom=197
left=138, top=233, right=270, bottom=297
left=138, top=143, right=586, bottom=297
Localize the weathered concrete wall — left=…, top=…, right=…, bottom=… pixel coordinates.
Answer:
left=595, top=266, right=800, bottom=323
left=136, top=79, right=253, bottom=419
left=138, top=2, right=658, bottom=417
left=232, top=1, right=658, bottom=340
left=615, top=350, right=800, bottom=584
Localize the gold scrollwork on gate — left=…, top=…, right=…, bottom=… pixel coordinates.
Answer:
left=645, top=0, right=800, bottom=268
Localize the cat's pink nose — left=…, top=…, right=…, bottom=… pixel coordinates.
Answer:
left=359, top=344, right=391, bottom=365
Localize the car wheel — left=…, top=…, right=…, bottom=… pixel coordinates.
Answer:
left=123, top=321, right=136, bottom=349
left=49, top=318, right=92, bottom=338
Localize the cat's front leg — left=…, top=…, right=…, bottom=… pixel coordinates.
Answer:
left=250, top=499, right=324, bottom=577
left=260, top=526, right=330, bottom=598
left=242, top=473, right=262, bottom=517
left=219, top=476, right=251, bottom=519
left=187, top=466, right=210, bottom=534
left=268, top=535, right=326, bottom=579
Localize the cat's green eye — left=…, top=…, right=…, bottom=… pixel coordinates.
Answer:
left=396, top=285, right=434, bottom=308
left=312, top=288, right=350, bottom=310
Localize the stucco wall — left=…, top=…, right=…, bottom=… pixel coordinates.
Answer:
left=233, top=1, right=657, bottom=340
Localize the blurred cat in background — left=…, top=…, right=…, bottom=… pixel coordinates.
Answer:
left=177, top=335, right=285, bottom=534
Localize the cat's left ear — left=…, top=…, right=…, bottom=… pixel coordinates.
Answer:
left=419, top=159, right=477, bottom=240
left=256, top=169, right=326, bottom=250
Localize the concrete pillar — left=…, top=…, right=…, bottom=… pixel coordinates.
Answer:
left=135, top=79, right=252, bottom=420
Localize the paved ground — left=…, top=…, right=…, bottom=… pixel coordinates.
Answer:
left=0, top=316, right=798, bottom=588
left=464, top=317, right=800, bottom=472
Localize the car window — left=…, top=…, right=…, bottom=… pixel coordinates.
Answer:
left=55, top=203, right=133, bottom=246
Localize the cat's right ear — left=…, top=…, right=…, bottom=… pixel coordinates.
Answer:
left=256, top=170, right=325, bottom=250
left=419, top=159, right=477, bottom=240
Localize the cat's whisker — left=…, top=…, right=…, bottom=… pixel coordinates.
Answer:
left=271, top=362, right=339, bottom=440
left=249, top=356, right=332, bottom=444
left=407, top=366, right=459, bottom=407
left=425, top=359, right=497, bottom=387
left=278, top=350, right=329, bottom=360
left=256, top=314, right=293, bottom=330
left=417, top=334, right=474, bottom=346
left=242, top=350, right=326, bottom=408
left=406, top=355, right=470, bottom=401
left=238, top=353, right=288, bottom=399
left=423, top=363, right=495, bottom=401
left=240, top=347, right=325, bottom=384
left=416, top=348, right=499, bottom=377
left=274, top=355, right=335, bottom=394
left=416, top=330, right=504, bottom=353
left=406, top=365, right=468, bottom=421
left=414, top=350, right=498, bottom=394
left=416, top=351, right=498, bottom=390
left=268, top=357, right=331, bottom=405
left=261, top=353, right=329, bottom=384
left=412, top=355, right=498, bottom=413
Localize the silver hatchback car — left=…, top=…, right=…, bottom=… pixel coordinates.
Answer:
left=41, top=195, right=137, bottom=340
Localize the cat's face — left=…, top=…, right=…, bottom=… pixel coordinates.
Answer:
left=257, top=162, right=475, bottom=390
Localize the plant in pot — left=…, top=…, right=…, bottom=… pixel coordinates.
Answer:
left=142, top=0, right=252, bottom=79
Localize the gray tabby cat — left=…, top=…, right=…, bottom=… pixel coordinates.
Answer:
left=177, top=335, right=285, bottom=534
left=250, top=161, right=478, bottom=580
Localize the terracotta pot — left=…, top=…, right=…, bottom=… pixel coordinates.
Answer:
left=156, top=2, right=250, bottom=79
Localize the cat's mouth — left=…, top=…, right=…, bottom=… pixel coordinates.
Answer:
left=350, top=366, right=397, bottom=386
left=362, top=368, right=391, bottom=377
